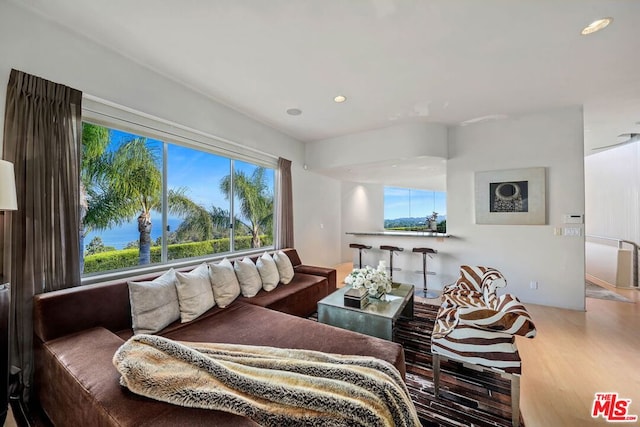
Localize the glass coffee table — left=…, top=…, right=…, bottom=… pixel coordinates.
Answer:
left=317, top=283, right=414, bottom=340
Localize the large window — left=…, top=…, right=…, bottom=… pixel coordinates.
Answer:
left=384, top=186, right=447, bottom=232
left=81, top=122, right=275, bottom=276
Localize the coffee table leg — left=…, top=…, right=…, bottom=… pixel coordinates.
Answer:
left=401, top=293, right=414, bottom=319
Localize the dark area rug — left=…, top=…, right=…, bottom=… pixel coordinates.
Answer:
left=394, top=302, right=523, bottom=427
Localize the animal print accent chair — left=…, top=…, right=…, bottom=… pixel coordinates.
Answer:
left=431, top=266, right=536, bottom=427
left=433, top=265, right=536, bottom=374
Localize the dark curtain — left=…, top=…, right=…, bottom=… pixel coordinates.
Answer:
left=275, top=157, right=294, bottom=249
left=1, top=69, right=82, bottom=402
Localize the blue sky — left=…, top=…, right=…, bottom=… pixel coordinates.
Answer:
left=384, top=187, right=447, bottom=220
left=85, top=128, right=274, bottom=249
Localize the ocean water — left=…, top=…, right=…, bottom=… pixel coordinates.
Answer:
left=84, top=218, right=183, bottom=250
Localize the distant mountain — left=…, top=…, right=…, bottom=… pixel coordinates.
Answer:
left=384, top=215, right=447, bottom=228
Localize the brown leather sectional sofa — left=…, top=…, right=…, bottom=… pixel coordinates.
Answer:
left=32, top=249, right=406, bottom=426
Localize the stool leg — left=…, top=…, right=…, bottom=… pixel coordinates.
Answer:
left=358, top=249, right=363, bottom=269
left=422, top=253, right=427, bottom=291
left=389, top=251, right=394, bottom=281
left=415, top=252, right=440, bottom=299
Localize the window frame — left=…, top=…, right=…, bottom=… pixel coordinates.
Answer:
left=81, top=97, right=278, bottom=285
left=383, top=186, right=447, bottom=232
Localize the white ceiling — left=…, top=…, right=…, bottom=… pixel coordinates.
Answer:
left=15, top=0, right=640, bottom=166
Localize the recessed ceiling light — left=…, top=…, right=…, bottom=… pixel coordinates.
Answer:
left=581, top=17, right=613, bottom=35
left=286, top=108, right=302, bottom=116
left=333, top=95, right=347, bottom=103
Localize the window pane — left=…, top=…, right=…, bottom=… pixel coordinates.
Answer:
left=167, top=145, right=231, bottom=260
left=81, top=123, right=164, bottom=274
left=81, top=121, right=278, bottom=278
left=383, top=186, right=447, bottom=232
left=233, top=160, right=275, bottom=250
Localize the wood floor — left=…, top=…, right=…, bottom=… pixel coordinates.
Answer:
left=517, top=285, right=640, bottom=427
left=340, top=263, right=640, bottom=426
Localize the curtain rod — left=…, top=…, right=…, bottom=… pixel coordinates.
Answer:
left=83, top=94, right=279, bottom=161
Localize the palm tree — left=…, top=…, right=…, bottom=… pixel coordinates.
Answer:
left=169, top=191, right=224, bottom=242
left=80, top=123, right=112, bottom=271
left=102, top=138, right=163, bottom=265
left=82, top=126, right=162, bottom=267
left=169, top=196, right=242, bottom=246
left=220, top=167, right=273, bottom=248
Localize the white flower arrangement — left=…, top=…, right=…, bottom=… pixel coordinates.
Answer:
left=344, top=263, right=392, bottom=297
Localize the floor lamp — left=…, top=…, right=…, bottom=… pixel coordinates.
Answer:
left=0, top=159, right=18, bottom=426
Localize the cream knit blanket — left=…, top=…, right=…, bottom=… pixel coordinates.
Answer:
left=113, top=334, right=420, bottom=427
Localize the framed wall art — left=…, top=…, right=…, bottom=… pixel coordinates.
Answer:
left=475, top=167, right=546, bottom=225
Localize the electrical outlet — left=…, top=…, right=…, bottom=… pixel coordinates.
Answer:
left=530, top=281, right=538, bottom=290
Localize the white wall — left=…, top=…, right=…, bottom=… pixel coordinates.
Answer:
left=294, top=169, right=342, bottom=267
left=585, top=141, right=640, bottom=243
left=340, top=182, right=383, bottom=259
left=305, top=123, right=448, bottom=171
left=340, top=107, right=586, bottom=310
left=447, top=107, right=586, bottom=310
left=584, top=141, right=640, bottom=287
left=0, top=1, right=342, bottom=267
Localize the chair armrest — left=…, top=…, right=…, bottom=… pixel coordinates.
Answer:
left=457, top=297, right=536, bottom=338
left=294, top=265, right=337, bottom=292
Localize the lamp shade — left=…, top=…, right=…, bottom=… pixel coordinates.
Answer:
left=0, top=160, right=17, bottom=211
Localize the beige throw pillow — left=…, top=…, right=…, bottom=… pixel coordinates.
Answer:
left=208, top=258, right=241, bottom=308
left=175, top=263, right=215, bottom=322
left=256, top=252, right=280, bottom=292
left=273, top=250, right=295, bottom=284
left=234, top=257, right=263, bottom=297
left=128, top=269, right=180, bottom=335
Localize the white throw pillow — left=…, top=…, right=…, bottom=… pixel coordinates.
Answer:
left=208, top=258, right=241, bottom=308
left=128, top=269, right=180, bottom=335
left=234, top=257, right=263, bottom=297
left=256, top=252, right=280, bottom=292
left=175, top=263, right=215, bottom=322
left=273, top=250, right=295, bottom=284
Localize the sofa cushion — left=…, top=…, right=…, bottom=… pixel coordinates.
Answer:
left=234, top=257, right=262, bottom=297
left=256, top=252, right=279, bottom=291
left=240, top=273, right=328, bottom=318
left=175, top=263, right=215, bottom=322
left=161, top=302, right=406, bottom=379
left=127, top=269, right=180, bottom=335
left=208, top=258, right=241, bottom=308
left=36, top=327, right=258, bottom=426
left=273, top=250, right=295, bottom=284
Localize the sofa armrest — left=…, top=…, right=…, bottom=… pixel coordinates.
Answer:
left=34, top=281, right=132, bottom=342
left=294, top=265, right=337, bottom=293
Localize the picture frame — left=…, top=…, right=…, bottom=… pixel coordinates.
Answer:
left=475, top=167, right=546, bottom=225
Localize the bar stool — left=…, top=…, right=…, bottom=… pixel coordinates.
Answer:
left=349, top=243, right=372, bottom=269
left=413, top=247, right=439, bottom=298
left=379, top=245, right=403, bottom=281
